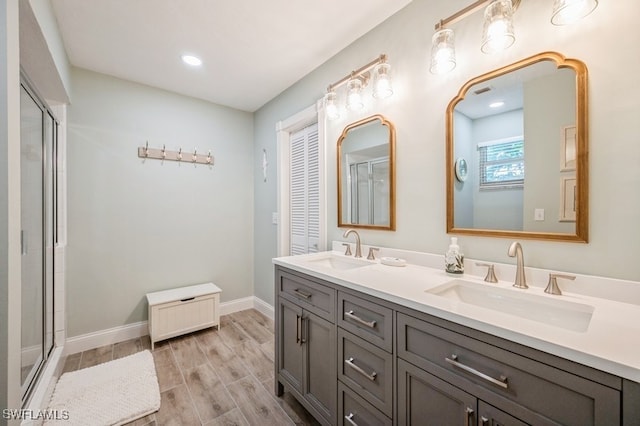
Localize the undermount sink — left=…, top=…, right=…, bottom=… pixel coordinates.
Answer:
left=426, top=279, right=594, bottom=332
left=303, top=253, right=373, bottom=271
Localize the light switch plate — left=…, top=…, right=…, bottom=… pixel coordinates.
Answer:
left=534, top=208, right=545, bottom=221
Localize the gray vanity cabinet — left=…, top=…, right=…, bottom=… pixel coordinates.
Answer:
left=397, top=311, right=621, bottom=425
left=398, top=358, right=478, bottom=425
left=274, top=265, right=637, bottom=426
left=337, top=290, right=394, bottom=424
left=398, top=358, right=529, bottom=426
left=275, top=268, right=337, bottom=425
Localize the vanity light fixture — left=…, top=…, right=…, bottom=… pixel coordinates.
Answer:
left=181, top=54, right=202, bottom=67
left=429, top=0, right=598, bottom=74
left=551, top=0, right=598, bottom=25
left=324, top=90, right=340, bottom=120
left=346, top=75, right=365, bottom=111
left=324, top=54, right=393, bottom=120
left=430, top=28, right=456, bottom=75
left=372, top=62, right=393, bottom=99
left=481, top=0, right=516, bottom=54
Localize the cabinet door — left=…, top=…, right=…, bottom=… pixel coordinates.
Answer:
left=278, top=298, right=304, bottom=394
left=398, top=359, right=476, bottom=426
left=304, top=310, right=336, bottom=423
left=478, top=401, right=529, bottom=426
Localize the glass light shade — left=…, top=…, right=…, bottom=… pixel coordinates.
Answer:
left=324, top=91, right=340, bottom=120
left=430, top=28, right=456, bottom=74
left=346, top=78, right=364, bottom=111
left=551, top=0, right=598, bottom=25
left=373, top=63, right=393, bottom=99
left=481, top=0, right=516, bottom=54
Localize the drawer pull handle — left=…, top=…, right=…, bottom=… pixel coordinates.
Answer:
left=345, top=310, right=377, bottom=329
left=345, top=357, right=377, bottom=382
left=345, top=413, right=358, bottom=426
left=293, top=289, right=312, bottom=299
left=445, top=354, right=509, bottom=389
left=179, top=297, right=195, bottom=302
left=301, top=316, right=307, bottom=344
left=466, top=407, right=474, bottom=426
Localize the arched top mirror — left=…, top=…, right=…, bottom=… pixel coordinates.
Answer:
left=446, top=52, right=588, bottom=242
left=338, top=114, right=396, bottom=230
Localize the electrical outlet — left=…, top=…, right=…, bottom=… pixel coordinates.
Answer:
left=271, top=212, right=278, bottom=225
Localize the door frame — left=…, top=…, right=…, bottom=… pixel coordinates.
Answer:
left=275, top=100, right=327, bottom=256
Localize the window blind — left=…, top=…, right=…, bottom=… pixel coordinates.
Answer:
left=478, top=139, right=525, bottom=189
left=290, top=123, right=319, bottom=255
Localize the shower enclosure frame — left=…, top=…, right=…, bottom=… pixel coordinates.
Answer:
left=19, top=73, right=58, bottom=405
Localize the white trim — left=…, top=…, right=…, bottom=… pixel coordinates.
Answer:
left=63, top=296, right=275, bottom=355
left=275, top=104, right=318, bottom=132
left=275, top=101, right=326, bottom=257
left=253, top=296, right=275, bottom=320
left=218, top=296, right=255, bottom=316
left=64, top=321, right=148, bottom=356
left=276, top=128, right=291, bottom=257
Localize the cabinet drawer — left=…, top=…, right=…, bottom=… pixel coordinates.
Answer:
left=278, top=270, right=335, bottom=321
left=338, top=328, right=393, bottom=417
left=338, top=382, right=391, bottom=426
left=397, top=312, right=620, bottom=426
left=338, top=292, right=393, bottom=353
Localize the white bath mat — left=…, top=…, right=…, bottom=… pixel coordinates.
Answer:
left=45, top=350, right=160, bottom=426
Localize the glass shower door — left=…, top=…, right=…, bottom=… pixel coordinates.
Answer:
left=20, top=85, right=45, bottom=392
left=20, top=82, right=56, bottom=400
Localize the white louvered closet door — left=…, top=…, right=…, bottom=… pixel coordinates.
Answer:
left=290, top=123, right=320, bottom=255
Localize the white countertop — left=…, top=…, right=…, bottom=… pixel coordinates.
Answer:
left=273, top=249, right=640, bottom=383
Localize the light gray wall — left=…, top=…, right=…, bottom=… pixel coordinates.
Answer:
left=472, top=109, right=524, bottom=230
left=66, top=68, right=254, bottom=337
left=453, top=111, right=473, bottom=228
left=522, top=70, right=575, bottom=233
left=1, top=0, right=22, bottom=416
left=254, top=0, right=640, bottom=308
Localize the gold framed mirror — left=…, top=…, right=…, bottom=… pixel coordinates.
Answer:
left=446, top=52, right=588, bottom=242
left=338, top=114, right=396, bottom=230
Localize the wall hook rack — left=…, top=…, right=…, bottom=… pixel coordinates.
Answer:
left=138, top=142, right=214, bottom=166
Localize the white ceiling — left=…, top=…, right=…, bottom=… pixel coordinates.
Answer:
left=51, top=0, right=413, bottom=112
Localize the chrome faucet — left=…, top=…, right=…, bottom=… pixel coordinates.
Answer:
left=507, top=242, right=528, bottom=289
left=343, top=229, right=362, bottom=258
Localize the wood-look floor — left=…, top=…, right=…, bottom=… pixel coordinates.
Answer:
left=62, top=309, right=321, bottom=426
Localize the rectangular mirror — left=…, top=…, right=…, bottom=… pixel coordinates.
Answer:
left=446, top=52, right=588, bottom=242
left=338, top=114, right=396, bottom=230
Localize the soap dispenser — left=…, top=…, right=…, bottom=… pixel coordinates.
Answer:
left=445, top=237, right=464, bottom=274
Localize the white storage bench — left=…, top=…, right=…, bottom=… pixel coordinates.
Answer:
left=146, top=282, right=222, bottom=349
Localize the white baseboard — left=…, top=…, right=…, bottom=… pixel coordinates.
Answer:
left=64, top=321, right=148, bottom=356
left=64, top=296, right=274, bottom=355
left=253, top=296, right=275, bottom=320
left=219, top=296, right=255, bottom=316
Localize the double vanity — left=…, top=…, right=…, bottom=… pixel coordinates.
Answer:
left=273, top=50, right=640, bottom=425
left=273, top=245, right=640, bottom=425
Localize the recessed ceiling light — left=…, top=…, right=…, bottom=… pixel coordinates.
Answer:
left=489, top=101, right=505, bottom=108
left=181, top=55, right=202, bottom=67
